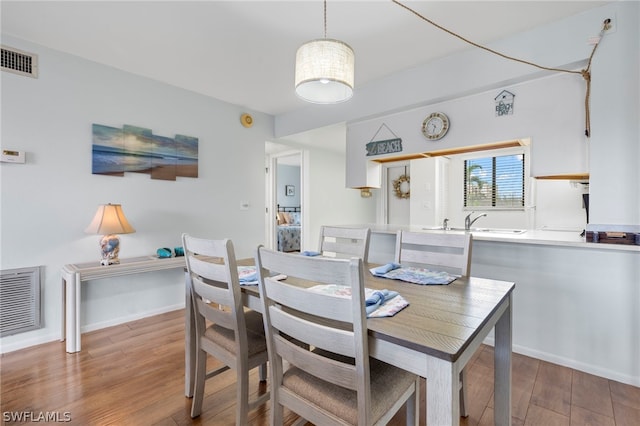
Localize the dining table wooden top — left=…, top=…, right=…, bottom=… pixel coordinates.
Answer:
left=238, top=259, right=515, bottom=363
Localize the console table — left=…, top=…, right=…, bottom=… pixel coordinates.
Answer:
left=61, top=255, right=186, bottom=353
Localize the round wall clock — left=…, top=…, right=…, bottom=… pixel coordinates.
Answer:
left=421, top=112, right=450, bottom=140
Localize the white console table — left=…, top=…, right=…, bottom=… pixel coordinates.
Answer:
left=61, top=255, right=186, bottom=353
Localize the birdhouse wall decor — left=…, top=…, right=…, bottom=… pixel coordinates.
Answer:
left=495, top=90, right=515, bottom=116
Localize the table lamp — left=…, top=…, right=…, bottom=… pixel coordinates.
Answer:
left=85, top=203, right=136, bottom=266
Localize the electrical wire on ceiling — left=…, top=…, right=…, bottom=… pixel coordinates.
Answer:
left=392, top=0, right=611, bottom=138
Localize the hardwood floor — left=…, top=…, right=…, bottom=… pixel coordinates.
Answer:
left=2, top=309, right=638, bottom=425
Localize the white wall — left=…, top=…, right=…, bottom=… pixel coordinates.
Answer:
left=0, top=36, right=273, bottom=352
left=276, top=163, right=300, bottom=207
left=305, top=147, right=377, bottom=251
left=471, top=241, right=640, bottom=386
left=347, top=71, right=588, bottom=179
left=351, top=72, right=592, bottom=231
left=279, top=2, right=639, bottom=231
left=588, top=1, right=640, bottom=229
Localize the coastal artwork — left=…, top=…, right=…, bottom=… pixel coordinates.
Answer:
left=91, top=124, right=198, bottom=181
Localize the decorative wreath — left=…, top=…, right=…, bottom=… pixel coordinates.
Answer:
left=392, top=174, right=410, bottom=199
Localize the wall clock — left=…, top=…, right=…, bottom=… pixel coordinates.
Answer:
left=421, top=112, right=450, bottom=140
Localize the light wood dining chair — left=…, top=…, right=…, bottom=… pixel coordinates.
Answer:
left=255, top=246, right=419, bottom=426
left=182, top=234, right=269, bottom=424
left=318, top=226, right=371, bottom=262
left=394, top=229, right=473, bottom=417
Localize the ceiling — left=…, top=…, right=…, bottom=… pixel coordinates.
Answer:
left=2, top=1, right=609, bottom=119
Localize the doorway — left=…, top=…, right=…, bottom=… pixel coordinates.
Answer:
left=266, top=148, right=303, bottom=252
left=383, top=163, right=410, bottom=225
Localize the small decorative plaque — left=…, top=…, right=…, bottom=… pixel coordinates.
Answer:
left=366, top=138, right=403, bottom=156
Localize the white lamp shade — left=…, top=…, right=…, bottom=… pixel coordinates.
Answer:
left=85, top=204, right=136, bottom=235
left=295, top=38, right=354, bottom=104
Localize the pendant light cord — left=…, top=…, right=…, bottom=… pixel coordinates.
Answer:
left=392, top=0, right=611, bottom=137
left=324, top=0, right=327, bottom=39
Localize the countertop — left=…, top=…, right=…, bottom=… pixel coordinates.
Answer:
left=346, top=224, right=640, bottom=252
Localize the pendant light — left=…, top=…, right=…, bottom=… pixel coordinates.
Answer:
left=295, top=0, right=354, bottom=104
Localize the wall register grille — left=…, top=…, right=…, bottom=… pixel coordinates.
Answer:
left=0, top=266, right=43, bottom=337
left=1, top=45, right=38, bottom=78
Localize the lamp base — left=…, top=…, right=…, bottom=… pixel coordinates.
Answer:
left=99, top=234, right=121, bottom=266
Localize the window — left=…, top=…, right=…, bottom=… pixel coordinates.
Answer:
left=464, top=153, right=524, bottom=209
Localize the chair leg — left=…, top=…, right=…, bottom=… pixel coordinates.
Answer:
left=271, top=400, right=284, bottom=426
left=259, top=362, right=267, bottom=382
left=190, top=348, right=207, bottom=418
left=236, top=364, right=249, bottom=426
left=406, top=377, right=419, bottom=426
left=459, top=369, right=469, bottom=418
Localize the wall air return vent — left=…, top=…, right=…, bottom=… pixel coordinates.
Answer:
left=0, top=266, right=43, bottom=337
left=1, top=45, right=38, bottom=78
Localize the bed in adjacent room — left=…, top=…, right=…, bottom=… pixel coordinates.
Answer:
left=276, top=206, right=301, bottom=252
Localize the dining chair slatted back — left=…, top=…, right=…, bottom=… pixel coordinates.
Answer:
left=255, top=246, right=419, bottom=426
left=182, top=234, right=269, bottom=424
left=318, top=226, right=371, bottom=262
left=395, top=230, right=472, bottom=277
left=394, top=229, right=473, bottom=417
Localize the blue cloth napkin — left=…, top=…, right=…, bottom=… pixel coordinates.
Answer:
left=307, top=284, right=408, bottom=318
left=301, top=251, right=321, bottom=256
left=238, top=267, right=287, bottom=286
left=237, top=266, right=258, bottom=285
left=370, top=263, right=401, bottom=276
left=365, top=289, right=399, bottom=315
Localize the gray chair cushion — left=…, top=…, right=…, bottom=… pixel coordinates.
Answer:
left=204, top=310, right=266, bottom=356
left=283, top=354, right=416, bottom=424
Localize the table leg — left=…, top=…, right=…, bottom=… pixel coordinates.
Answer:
left=61, top=276, right=66, bottom=342
left=64, top=272, right=81, bottom=353
left=185, top=271, right=196, bottom=397
left=426, top=356, right=459, bottom=426
left=494, top=294, right=513, bottom=426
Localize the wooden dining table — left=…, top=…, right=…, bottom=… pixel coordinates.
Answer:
left=184, top=258, right=515, bottom=426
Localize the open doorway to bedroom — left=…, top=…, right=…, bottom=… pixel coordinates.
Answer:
left=266, top=147, right=302, bottom=253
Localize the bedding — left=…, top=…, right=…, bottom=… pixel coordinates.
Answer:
left=277, top=225, right=301, bottom=252
left=276, top=211, right=301, bottom=252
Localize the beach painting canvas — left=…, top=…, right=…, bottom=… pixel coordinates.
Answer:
left=92, top=124, right=125, bottom=176
left=92, top=124, right=198, bottom=180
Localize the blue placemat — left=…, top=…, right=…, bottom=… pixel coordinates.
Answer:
left=370, top=263, right=458, bottom=285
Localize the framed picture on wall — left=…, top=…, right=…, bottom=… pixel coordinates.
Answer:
left=286, top=185, right=295, bottom=196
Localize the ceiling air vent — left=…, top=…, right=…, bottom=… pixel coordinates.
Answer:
left=1, top=45, right=38, bottom=78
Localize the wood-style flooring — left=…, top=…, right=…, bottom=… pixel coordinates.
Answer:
left=1, top=309, right=638, bottom=425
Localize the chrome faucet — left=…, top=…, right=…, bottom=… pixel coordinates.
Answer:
left=465, top=212, right=487, bottom=230
left=443, top=218, right=450, bottom=230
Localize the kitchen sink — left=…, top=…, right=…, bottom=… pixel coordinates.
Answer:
left=472, top=228, right=527, bottom=234
left=422, top=227, right=527, bottom=235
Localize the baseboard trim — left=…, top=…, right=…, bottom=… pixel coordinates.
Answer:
left=483, top=336, right=640, bottom=387
left=81, top=303, right=185, bottom=334
left=0, top=304, right=185, bottom=354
